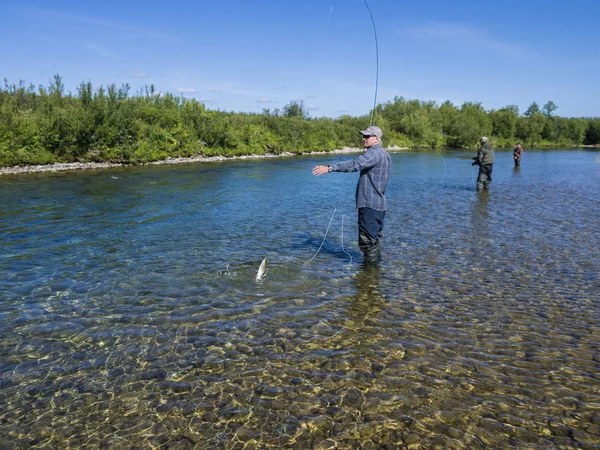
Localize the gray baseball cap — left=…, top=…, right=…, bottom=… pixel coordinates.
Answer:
left=360, top=125, right=382, bottom=139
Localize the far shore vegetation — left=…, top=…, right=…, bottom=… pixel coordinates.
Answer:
left=1, top=75, right=599, bottom=168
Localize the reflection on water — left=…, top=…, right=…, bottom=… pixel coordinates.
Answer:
left=0, top=149, right=599, bottom=448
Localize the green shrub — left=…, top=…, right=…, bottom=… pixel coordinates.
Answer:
left=1, top=75, right=598, bottom=168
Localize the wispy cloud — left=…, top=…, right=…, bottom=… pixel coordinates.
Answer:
left=256, top=98, right=272, bottom=104
left=26, top=7, right=181, bottom=42
left=177, top=88, right=197, bottom=93
left=401, top=21, right=538, bottom=57
left=133, top=72, right=149, bottom=78
left=84, top=42, right=121, bottom=60
left=41, top=35, right=58, bottom=45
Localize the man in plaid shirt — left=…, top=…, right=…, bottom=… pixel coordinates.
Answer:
left=312, top=125, right=391, bottom=264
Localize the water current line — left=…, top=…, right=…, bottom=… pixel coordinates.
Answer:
left=306, top=208, right=337, bottom=262
left=329, top=0, right=379, bottom=125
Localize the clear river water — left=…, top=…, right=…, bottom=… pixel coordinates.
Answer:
left=1, top=148, right=599, bottom=449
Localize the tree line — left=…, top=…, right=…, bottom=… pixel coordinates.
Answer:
left=1, top=75, right=599, bottom=167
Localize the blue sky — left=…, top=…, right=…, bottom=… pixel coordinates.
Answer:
left=2, top=0, right=599, bottom=118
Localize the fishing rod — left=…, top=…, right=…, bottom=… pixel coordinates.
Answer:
left=330, top=0, right=379, bottom=125
left=254, top=2, right=380, bottom=279
left=362, top=0, right=379, bottom=125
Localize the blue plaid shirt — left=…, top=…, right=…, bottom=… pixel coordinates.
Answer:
left=330, top=143, right=391, bottom=211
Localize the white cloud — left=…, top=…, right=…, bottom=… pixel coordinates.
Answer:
left=177, top=88, right=197, bottom=93
left=256, top=98, right=272, bottom=103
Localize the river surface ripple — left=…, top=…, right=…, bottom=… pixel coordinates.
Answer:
left=0, top=149, right=599, bottom=449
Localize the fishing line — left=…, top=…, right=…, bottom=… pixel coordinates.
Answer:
left=303, top=2, right=379, bottom=268
left=306, top=208, right=337, bottom=262
left=434, top=151, right=478, bottom=187
left=341, top=214, right=353, bottom=263
left=434, top=150, right=448, bottom=183
left=329, top=0, right=379, bottom=125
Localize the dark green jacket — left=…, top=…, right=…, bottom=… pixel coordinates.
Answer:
left=476, top=143, right=495, bottom=165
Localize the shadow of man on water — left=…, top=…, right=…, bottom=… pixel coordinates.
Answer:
left=292, top=231, right=362, bottom=262
left=471, top=190, right=490, bottom=232
left=315, top=265, right=387, bottom=379
left=344, top=265, right=384, bottom=331
left=467, top=190, right=494, bottom=278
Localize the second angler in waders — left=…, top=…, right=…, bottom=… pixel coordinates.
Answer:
left=472, top=136, right=495, bottom=190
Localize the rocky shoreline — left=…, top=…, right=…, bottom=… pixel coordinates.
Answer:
left=0, top=146, right=409, bottom=176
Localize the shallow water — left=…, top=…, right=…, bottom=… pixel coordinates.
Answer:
left=1, top=149, right=599, bottom=449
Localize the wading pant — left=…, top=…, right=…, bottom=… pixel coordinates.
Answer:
left=358, top=207, right=386, bottom=263
left=476, top=164, right=493, bottom=190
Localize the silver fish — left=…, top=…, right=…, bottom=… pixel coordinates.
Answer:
left=256, top=257, right=267, bottom=280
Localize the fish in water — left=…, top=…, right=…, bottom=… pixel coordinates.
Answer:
left=256, top=257, right=267, bottom=280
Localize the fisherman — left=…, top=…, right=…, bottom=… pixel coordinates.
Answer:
left=312, top=125, right=391, bottom=264
left=471, top=136, right=495, bottom=190
left=513, top=142, right=523, bottom=167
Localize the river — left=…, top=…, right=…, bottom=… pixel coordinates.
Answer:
left=1, top=148, right=599, bottom=448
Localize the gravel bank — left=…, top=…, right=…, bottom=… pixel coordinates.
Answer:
left=0, top=146, right=406, bottom=176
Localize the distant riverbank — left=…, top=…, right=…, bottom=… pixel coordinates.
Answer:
left=0, top=146, right=409, bottom=176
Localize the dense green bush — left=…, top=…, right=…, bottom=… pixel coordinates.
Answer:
left=1, top=75, right=598, bottom=167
